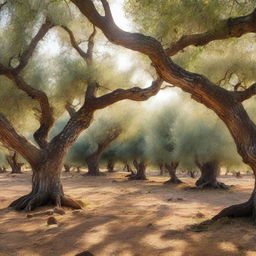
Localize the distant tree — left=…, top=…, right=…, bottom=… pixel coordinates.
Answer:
left=6, top=151, right=24, bottom=174
left=173, top=102, right=244, bottom=189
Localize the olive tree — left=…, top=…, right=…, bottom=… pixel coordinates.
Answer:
left=71, top=0, right=256, bottom=221
left=0, top=1, right=162, bottom=211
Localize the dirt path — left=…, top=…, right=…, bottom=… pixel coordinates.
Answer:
left=0, top=171, right=256, bottom=256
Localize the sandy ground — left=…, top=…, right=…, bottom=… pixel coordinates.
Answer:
left=0, top=170, right=256, bottom=256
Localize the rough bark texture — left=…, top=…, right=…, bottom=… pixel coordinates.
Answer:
left=85, top=154, right=101, bottom=176
left=9, top=160, right=81, bottom=211
left=195, top=160, right=229, bottom=189
left=129, top=160, right=147, bottom=180
left=164, top=162, right=182, bottom=184
left=6, top=152, right=23, bottom=174
left=212, top=189, right=256, bottom=221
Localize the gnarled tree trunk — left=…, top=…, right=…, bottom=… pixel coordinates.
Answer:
left=85, top=154, right=101, bottom=176
left=164, top=162, right=182, bottom=184
left=85, top=129, right=121, bottom=176
left=6, top=152, right=23, bottom=174
left=10, top=158, right=81, bottom=211
left=129, top=159, right=147, bottom=180
left=195, top=160, right=229, bottom=189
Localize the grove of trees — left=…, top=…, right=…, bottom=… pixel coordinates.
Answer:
left=1, top=0, right=256, bottom=225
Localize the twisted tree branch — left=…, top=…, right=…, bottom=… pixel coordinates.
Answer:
left=14, top=19, right=54, bottom=72
left=166, top=8, right=256, bottom=56
left=233, top=83, right=256, bottom=102
left=92, top=78, right=163, bottom=109
left=0, top=114, right=40, bottom=166
left=9, top=75, right=54, bottom=148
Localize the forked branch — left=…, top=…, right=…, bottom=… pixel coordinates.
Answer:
left=10, top=75, right=54, bottom=148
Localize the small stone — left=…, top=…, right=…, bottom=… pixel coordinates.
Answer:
left=167, top=198, right=173, bottom=201
left=146, top=223, right=153, bottom=228
left=177, top=198, right=184, bottom=201
left=195, top=212, right=205, bottom=218
left=26, top=214, right=33, bottom=218
left=75, top=251, right=94, bottom=256
left=112, top=180, right=117, bottom=183
left=47, top=216, right=57, bottom=225
left=53, top=207, right=65, bottom=215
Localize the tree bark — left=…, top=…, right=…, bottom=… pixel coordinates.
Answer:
left=164, top=162, right=182, bottom=184
left=6, top=152, right=23, bottom=174
left=3, top=13, right=162, bottom=212
left=129, top=160, right=147, bottom=180
left=9, top=158, right=81, bottom=211
left=85, top=154, right=102, bottom=176
left=195, top=160, right=229, bottom=189
left=85, top=129, right=121, bottom=176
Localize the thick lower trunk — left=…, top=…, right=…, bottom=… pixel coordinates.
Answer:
left=129, top=160, right=147, bottom=180
left=195, top=161, right=229, bottom=189
left=212, top=189, right=256, bottom=221
left=6, top=152, right=23, bottom=174
left=107, top=160, right=115, bottom=172
left=9, top=161, right=82, bottom=211
left=164, top=163, right=182, bottom=184
left=85, top=155, right=102, bottom=176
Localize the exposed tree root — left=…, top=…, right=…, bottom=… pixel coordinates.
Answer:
left=61, top=196, right=82, bottom=209
left=9, top=192, right=82, bottom=211
left=212, top=191, right=255, bottom=221
left=196, top=180, right=231, bottom=189
left=83, top=171, right=106, bottom=176
left=128, top=174, right=147, bottom=180
left=164, top=178, right=183, bottom=185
